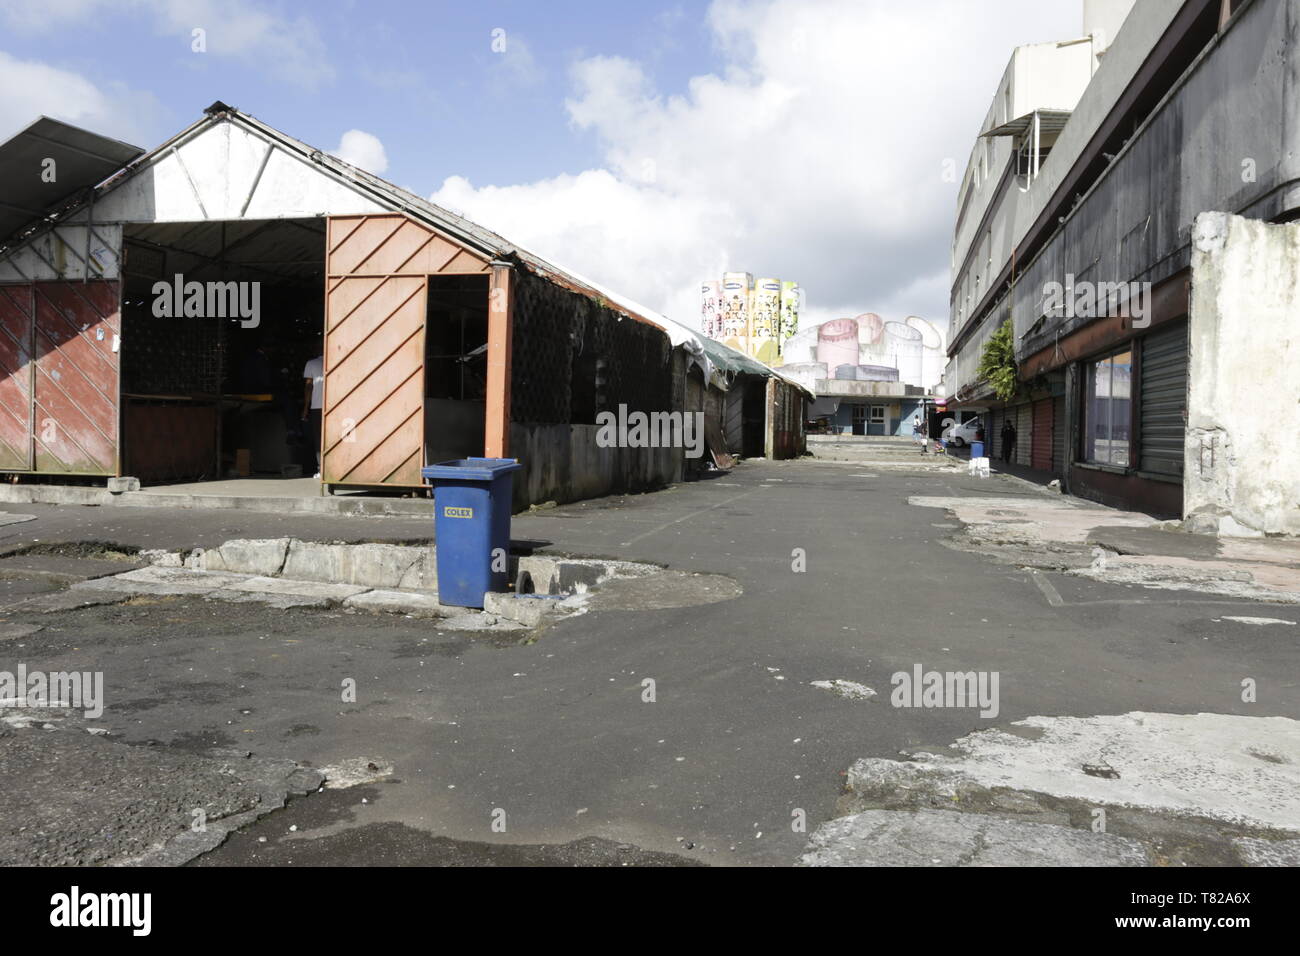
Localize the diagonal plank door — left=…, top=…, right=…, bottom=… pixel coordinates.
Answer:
left=323, top=214, right=490, bottom=487
left=323, top=272, right=426, bottom=485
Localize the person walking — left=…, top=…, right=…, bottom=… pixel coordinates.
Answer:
left=1001, top=419, right=1016, bottom=463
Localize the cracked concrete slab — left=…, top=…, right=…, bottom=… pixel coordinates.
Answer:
left=197, top=537, right=291, bottom=576
left=222, top=576, right=370, bottom=600
left=281, top=540, right=436, bottom=590
left=1232, top=836, right=1300, bottom=866
left=858, top=713, right=1300, bottom=832
left=72, top=566, right=252, bottom=597
left=801, top=808, right=1150, bottom=866
left=343, top=589, right=449, bottom=617
left=915, top=493, right=1300, bottom=603
left=910, top=495, right=1156, bottom=544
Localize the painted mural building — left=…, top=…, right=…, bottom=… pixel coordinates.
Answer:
left=700, top=272, right=800, bottom=364
left=779, top=313, right=947, bottom=436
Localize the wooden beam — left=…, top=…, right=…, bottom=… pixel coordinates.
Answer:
left=485, top=261, right=514, bottom=458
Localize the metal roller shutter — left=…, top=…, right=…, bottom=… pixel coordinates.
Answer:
left=1052, top=395, right=1066, bottom=474
left=1015, top=404, right=1032, bottom=467
left=1031, top=399, right=1052, bottom=471
left=1139, top=322, right=1188, bottom=478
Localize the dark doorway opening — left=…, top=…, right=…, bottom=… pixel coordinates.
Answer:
left=424, top=274, right=488, bottom=465
left=119, top=218, right=325, bottom=483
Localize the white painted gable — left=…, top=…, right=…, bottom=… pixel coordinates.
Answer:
left=67, top=119, right=388, bottom=225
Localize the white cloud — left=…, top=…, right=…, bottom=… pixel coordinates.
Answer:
left=0, top=51, right=163, bottom=146
left=0, top=0, right=333, bottom=88
left=333, top=129, right=389, bottom=175
left=432, top=0, right=1078, bottom=332
left=489, top=32, right=542, bottom=89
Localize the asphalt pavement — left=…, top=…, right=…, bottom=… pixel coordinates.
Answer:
left=1, top=458, right=1297, bottom=865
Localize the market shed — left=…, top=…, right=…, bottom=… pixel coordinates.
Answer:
left=0, top=103, right=804, bottom=506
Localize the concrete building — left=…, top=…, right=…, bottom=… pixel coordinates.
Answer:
left=0, top=103, right=808, bottom=509
left=943, top=0, right=1299, bottom=534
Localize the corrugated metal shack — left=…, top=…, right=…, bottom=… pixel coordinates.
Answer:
left=0, top=103, right=807, bottom=508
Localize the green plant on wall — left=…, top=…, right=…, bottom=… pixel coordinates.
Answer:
left=976, top=319, right=1018, bottom=402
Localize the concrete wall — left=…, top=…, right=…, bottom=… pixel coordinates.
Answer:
left=951, top=0, right=1185, bottom=335
left=1184, top=213, right=1300, bottom=536
left=948, top=0, right=1300, bottom=398
left=510, top=423, right=683, bottom=511
left=952, top=35, right=1103, bottom=312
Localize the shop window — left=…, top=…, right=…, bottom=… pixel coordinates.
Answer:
left=1084, top=349, right=1131, bottom=466
left=869, top=406, right=886, bottom=424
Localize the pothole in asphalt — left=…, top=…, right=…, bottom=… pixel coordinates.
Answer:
left=3, top=540, right=140, bottom=560
left=1081, top=763, right=1120, bottom=779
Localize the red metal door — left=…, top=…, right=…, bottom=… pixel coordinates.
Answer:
left=32, top=281, right=120, bottom=474
left=0, top=284, right=34, bottom=471
left=1031, top=398, right=1053, bottom=472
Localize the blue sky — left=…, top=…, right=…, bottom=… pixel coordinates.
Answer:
left=2, top=1, right=721, bottom=188
left=0, top=0, right=1082, bottom=330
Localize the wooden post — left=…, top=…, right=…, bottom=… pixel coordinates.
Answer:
left=485, top=261, right=514, bottom=458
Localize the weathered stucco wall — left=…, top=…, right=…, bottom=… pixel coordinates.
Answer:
left=1185, top=213, right=1300, bottom=536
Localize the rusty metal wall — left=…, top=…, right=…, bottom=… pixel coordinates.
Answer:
left=769, top=380, right=804, bottom=460
left=33, top=280, right=120, bottom=474
left=323, top=214, right=489, bottom=487
left=0, top=280, right=119, bottom=475
left=0, top=284, right=33, bottom=471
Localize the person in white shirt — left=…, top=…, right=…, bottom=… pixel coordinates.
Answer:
left=302, top=355, right=324, bottom=479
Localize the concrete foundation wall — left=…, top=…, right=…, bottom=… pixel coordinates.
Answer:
left=510, top=423, right=683, bottom=511
left=1185, top=213, right=1300, bottom=535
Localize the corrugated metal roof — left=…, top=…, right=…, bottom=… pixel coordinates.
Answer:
left=0, top=117, right=143, bottom=245
left=980, top=109, right=1074, bottom=139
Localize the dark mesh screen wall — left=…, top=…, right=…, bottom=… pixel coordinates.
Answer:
left=511, top=266, right=671, bottom=426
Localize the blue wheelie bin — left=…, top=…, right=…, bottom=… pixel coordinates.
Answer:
left=421, top=458, right=522, bottom=608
